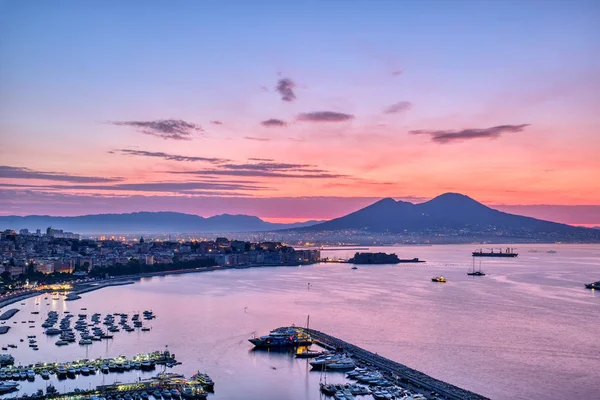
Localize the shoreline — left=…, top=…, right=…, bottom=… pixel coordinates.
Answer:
left=0, top=262, right=317, bottom=309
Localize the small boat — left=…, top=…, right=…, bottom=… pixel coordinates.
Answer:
left=81, top=366, right=90, bottom=375
left=27, top=369, right=35, bottom=380
left=153, top=390, right=162, bottom=398
left=296, top=350, right=326, bottom=358
left=351, top=266, right=358, bottom=270
left=101, top=365, right=109, bottom=374
left=585, top=281, right=600, bottom=290
left=41, top=370, right=50, bottom=379
left=431, top=276, right=447, bottom=283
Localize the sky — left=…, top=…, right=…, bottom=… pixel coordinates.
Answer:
left=1, top=0, right=599, bottom=225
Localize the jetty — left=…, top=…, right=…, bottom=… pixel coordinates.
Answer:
left=298, top=327, right=489, bottom=400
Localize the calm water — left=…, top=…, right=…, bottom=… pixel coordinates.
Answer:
left=1, top=244, right=599, bottom=400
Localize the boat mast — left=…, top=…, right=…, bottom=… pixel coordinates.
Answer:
left=306, top=315, right=310, bottom=330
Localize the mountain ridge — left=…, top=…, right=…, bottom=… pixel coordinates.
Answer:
left=0, top=212, right=324, bottom=234
left=295, top=193, right=600, bottom=242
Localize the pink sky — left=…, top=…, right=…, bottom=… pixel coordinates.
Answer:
left=1, top=1, right=599, bottom=225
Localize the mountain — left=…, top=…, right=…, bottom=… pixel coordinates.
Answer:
left=0, top=212, right=323, bottom=234
left=299, top=193, right=600, bottom=242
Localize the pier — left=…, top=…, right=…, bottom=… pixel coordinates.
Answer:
left=299, top=327, right=489, bottom=400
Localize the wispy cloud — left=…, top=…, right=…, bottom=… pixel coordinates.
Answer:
left=276, top=78, right=296, bottom=102
left=297, top=111, right=355, bottom=122
left=384, top=101, right=412, bottom=114
left=244, top=136, right=271, bottom=142
left=171, top=170, right=343, bottom=179
left=110, top=119, right=203, bottom=140
left=410, top=124, right=530, bottom=144
left=0, top=181, right=263, bottom=192
left=261, top=118, right=287, bottom=127
left=0, top=166, right=122, bottom=183
left=211, top=120, right=223, bottom=125
left=112, top=149, right=227, bottom=164
left=220, top=162, right=316, bottom=171
left=169, top=161, right=343, bottom=179
left=248, top=158, right=274, bottom=162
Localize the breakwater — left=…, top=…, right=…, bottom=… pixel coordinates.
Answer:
left=300, top=327, right=489, bottom=400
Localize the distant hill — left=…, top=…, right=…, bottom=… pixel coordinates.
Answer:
left=298, top=193, right=600, bottom=242
left=0, top=212, right=323, bottom=234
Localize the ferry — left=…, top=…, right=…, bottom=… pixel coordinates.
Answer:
left=248, top=327, right=312, bottom=348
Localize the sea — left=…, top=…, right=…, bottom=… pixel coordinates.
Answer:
left=1, top=244, right=599, bottom=400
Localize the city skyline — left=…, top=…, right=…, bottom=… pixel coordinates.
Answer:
left=1, top=1, right=599, bottom=225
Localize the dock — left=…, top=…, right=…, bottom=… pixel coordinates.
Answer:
left=299, top=327, right=489, bottom=400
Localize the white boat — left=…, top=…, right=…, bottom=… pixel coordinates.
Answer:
left=326, top=359, right=356, bottom=370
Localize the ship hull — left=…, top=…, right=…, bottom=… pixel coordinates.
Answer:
left=248, top=338, right=312, bottom=348
left=472, top=253, right=518, bottom=258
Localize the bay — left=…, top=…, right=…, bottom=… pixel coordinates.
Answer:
left=2, top=244, right=599, bottom=400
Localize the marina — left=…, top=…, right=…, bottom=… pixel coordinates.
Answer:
left=0, top=371, right=212, bottom=399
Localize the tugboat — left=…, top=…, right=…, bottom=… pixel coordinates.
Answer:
left=585, top=281, right=600, bottom=290
left=472, top=248, right=518, bottom=258
left=248, top=327, right=312, bottom=348
left=431, top=276, right=447, bottom=283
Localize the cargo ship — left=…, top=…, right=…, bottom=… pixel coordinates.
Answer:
left=472, top=248, right=518, bottom=258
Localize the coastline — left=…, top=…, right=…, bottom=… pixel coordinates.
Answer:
left=0, top=262, right=317, bottom=310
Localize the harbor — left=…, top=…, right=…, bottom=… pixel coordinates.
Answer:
left=0, top=371, right=213, bottom=399
left=250, top=327, right=489, bottom=400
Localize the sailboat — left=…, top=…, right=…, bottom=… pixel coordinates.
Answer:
left=467, top=258, right=486, bottom=276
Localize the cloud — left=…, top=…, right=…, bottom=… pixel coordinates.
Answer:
left=0, top=166, right=122, bottom=183
left=220, top=162, right=316, bottom=171
left=391, top=70, right=403, bottom=77
left=171, top=170, right=344, bottom=179
left=169, top=161, right=342, bottom=179
left=211, top=120, right=223, bottom=125
left=297, top=111, right=355, bottom=122
left=244, top=136, right=271, bottom=142
left=248, top=158, right=274, bottom=162
left=410, top=124, right=530, bottom=143
left=276, top=78, right=296, bottom=102
left=383, top=101, right=412, bottom=114
left=112, top=149, right=227, bottom=164
left=261, top=118, right=287, bottom=127
left=110, top=119, right=203, bottom=140
left=0, top=181, right=263, bottom=193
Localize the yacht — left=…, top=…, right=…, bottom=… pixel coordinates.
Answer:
left=585, top=281, right=600, bottom=290
left=79, top=339, right=93, bottom=345
left=56, top=366, right=67, bottom=379
left=326, top=359, right=356, bottom=370
left=431, top=275, right=447, bottom=283
left=0, top=381, right=19, bottom=394
left=81, top=366, right=90, bottom=375
left=27, top=369, right=35, bottom=380
left=41, top=370, right=50, bottom=379
left=248, top=327, right=312, bottom=348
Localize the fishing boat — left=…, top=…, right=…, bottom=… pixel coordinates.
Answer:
left=467, top=258, right=486, bottom=276
left=585, top=281, right=600, bottom=290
